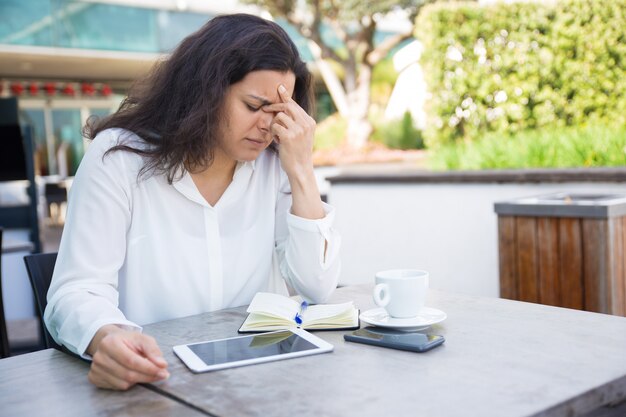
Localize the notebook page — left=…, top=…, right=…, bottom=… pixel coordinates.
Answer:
left=303, top=302, right=355, bottom=322
left=246, top=292, right=300, bottom=320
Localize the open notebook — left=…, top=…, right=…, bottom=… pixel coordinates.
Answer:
left=238, top=292, right=359, bottom=333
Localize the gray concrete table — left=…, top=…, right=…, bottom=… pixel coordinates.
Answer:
left=143, top=285, right=626, bottom=417
left=0, top=349, right=206, bottom=417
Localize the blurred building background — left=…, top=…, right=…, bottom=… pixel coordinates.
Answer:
left=0, top=0, right=343, bottom=178
left=0, top=0, right=297, bottom=352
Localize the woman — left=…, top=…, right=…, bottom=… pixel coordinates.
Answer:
left=44, top=13, right=341, bottom=390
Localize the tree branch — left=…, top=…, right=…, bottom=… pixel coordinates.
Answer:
left=308, top=0, right=345, bottom=64
left=328, top=20, right=348, bottom=44
left=366, top=31, right=413, bottom=66
left=357, top=16, right=376, bottom=65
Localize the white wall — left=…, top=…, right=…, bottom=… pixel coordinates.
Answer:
left=1, top=230, right=36, bottom=320
left=328, top=182, right=626, bottom=297
left=0, top=182, right=37, bottom=320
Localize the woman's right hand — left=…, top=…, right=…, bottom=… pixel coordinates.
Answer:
left=86, top=324, right=169, bottom=390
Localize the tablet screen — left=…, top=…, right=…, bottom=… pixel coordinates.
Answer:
left=188, top=331, right=318, bottom=366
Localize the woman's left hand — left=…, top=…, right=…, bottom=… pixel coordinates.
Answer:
left=263, top=84, right=324, bottom=220
left=263, top=84, right=316, bottom=178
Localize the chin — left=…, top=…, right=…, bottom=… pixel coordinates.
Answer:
left=237, top=150, right=264, bottom=162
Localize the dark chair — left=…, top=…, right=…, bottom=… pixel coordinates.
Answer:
left=0, top=97, right=42, bottom=253
left=0, top=227, right=10, bottom=358
left=23, top=252, right=62, bottom=350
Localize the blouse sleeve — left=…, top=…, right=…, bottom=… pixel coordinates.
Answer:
left=274, top=171, right=341, bottom=304
left=44, top=131, right=141, bottom=357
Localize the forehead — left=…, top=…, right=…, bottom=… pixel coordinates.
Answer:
left=231, top=70, right=296, bottom=103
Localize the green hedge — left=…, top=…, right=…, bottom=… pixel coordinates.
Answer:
left=415, top=0, right=626, bottom=148
left=429, top=124, right=626, bottom=169
left=372, top=111, right=425, bottom=150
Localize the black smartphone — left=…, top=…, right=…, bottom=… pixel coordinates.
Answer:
left=344, top=327, right=445, bottom=352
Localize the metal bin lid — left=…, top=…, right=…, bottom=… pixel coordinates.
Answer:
left=494, top=193, right=626, bottom=218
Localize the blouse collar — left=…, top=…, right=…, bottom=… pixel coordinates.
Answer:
left=172, top=160, right=255, bottom=208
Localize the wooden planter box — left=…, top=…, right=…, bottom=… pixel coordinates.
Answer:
left=495, top=193, right=626, bottom=316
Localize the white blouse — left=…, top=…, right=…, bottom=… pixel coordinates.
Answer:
left=44, top=128, right=341, bottom=356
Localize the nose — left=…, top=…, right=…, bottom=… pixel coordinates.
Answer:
left=258, top=110, right=274, bottom=133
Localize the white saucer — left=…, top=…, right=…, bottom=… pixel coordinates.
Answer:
left=359, top=307, right=447, bottom=332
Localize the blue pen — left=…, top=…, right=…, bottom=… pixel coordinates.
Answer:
left=294, top=300, right=308, bottom=327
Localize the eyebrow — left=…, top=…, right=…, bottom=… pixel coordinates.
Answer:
left=245, top=94, right=273, bottom=106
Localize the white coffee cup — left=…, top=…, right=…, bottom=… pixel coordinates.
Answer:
left=373, top=269, right=429, bottom=318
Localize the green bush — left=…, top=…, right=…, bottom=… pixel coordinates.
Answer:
left=314, top=113, right=346, bottom=150
left=372, top=111, right=425, bottom=150
left=415, top=0, right=626, bottom=148
left=371, top=58, right=398, bottom=108
left=429, top=124, right=626, bottom=169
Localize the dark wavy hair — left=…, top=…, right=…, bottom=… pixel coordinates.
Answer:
left=84, top=13, right=312, bottom=183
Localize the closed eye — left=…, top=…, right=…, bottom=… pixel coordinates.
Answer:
left=245, top=103, right=262, bottom=112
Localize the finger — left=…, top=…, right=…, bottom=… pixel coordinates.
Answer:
left=263, top=84, right=304, bottom=120
left=148, top=355, right=168, bottom=368
left=89, top=357, right=138, bottom=391
left=94, top=344, right=170, bottom=383
left=101, top=334, right=168, bottom=377
left=89, top=364, right=139, bottom=391
left=88, top=368, right=124, bottom=390
left=278, top=84, right=292, bottom=103
left=92, top=354, right=168, bottom=387
left=266, top=104, right=310, bottom=131
left=270, top=123, right=289, bottom=142
left=262, top=102, right=290, bottom=113
left=272, top=112, right=296, bottom=130
left=117, top=345, right=167, bottom=377
left=262, top=102, right=301, bottom=121
left=135, top=335, right=168, bottom=368
left=89, top=362, right=166, bottom=391
left=90, top=358, right=168, bottom=392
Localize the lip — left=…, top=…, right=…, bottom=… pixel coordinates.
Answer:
left=245, top=138, right=267, bottom=147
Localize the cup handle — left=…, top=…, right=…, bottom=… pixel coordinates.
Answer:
left=373, top=283, right=391, bottom=307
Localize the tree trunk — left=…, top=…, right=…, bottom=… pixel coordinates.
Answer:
left=307, top=40, right=349, bottom=117
left=346, top=64, right=373, bottom=149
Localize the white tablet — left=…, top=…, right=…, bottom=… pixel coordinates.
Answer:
left=173, top=328, right=334, bottom=373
